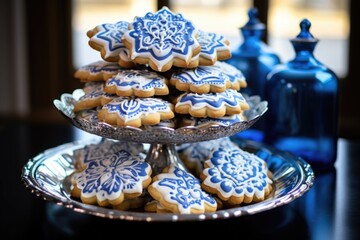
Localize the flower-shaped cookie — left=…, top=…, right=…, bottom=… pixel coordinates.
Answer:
left=73, top=138, right=144, bottom=171
left=122, top=7, right=200, bottom=72
left=148, top=164, right=217, bottom=214
left=170, top=65, right=232, bottom=94
left=175, top=89, right=249, bottom=118
left=98, top=96, right=174, bottom=127
left=104, top=69, right=169, bottom=97
left=87, top=21, right=134, bottom=68
left=74, top=61, right=124, bottom=82
left=201, top=147, right=273, bottom=205
left=71, top=150, right=152, bottom=207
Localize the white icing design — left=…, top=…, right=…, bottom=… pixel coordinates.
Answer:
left=122, top=7, right=200, bottom=71
left=149, top=164, right=217, bottom=214
left=212, top=61, right=246, bottom=86
left=103, top=97, right=173, bottom=122
left=72, top=150, right=151, bottom=202
left=89, top=21, right=129, bottom=60
left=198, top=30, right=230, bottom=62
left=202, top=148, right=273, bottom=201
left=105, top=69, right=168, bottom=93
left=175, top=89, right=248, bottom=111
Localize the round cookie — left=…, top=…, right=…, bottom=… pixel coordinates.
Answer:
left=87, top=20, right=134, bottom=68
left=200, top=147, right=273, bottom=205
left=174, top=89, right=250, bottom=118
left=147, top=164, right=217, bottom=214
left=122, top=7, right=201, bottom=72
left=197, top=30, right=231, bottom=66
left=74, top=61, right=124, bottom=82
left=104, top=69, right=169, bottom=98
left=71, top=149, right=152, bottom=207
left=98, top=96, right=175, bottom=127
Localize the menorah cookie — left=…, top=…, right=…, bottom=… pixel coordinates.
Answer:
left=98, top=97, right=175, bottom=127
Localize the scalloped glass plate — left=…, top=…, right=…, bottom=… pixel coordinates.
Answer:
left=21, top=138, right=314, bottom=222
left=53, top=90, right=268, bottom=144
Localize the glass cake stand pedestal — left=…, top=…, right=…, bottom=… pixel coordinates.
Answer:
left=21, top=90, right=314, bottom=221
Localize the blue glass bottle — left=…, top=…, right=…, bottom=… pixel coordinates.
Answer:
left=226, top=8, right=280, bottom=142
left=264, top=19, right=339, bottom=172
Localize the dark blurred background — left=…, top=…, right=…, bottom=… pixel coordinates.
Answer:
left=0, top=0, right=358, bottom=139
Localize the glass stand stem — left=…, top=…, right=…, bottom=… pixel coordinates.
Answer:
left=145, top=143, right=187, bottom=177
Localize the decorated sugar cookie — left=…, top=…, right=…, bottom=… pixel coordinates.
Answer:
left=178, top=114, right=245, bottom=128
left=73, top=87, right=115, bottom=112
left=197, top=30, right=231, bottom=66
left=74, top=61, right=124, bottom=82
left=122, top=7, right=201, bottom=72
left=147, top=164, right=217, bottom=214
left=201, top=147, right=273, bottom=205
left=87, top=21, right=134, bottom=68
left=104, top=69, right=169, bottom=98
left=170, top=65, right=232, bottom=94
left=212, top=61, right=247, bottom=89
left=71, top=150, right=152, bottom=207
left=73, top=138, right=144, bottom=171
left=175, top=89, right=250, bottom=118
left=98, top=97, right=175, bottom=127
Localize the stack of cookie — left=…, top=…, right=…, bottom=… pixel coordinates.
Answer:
left=69, top=7, right=272, bottom=214
left=73, top=6, right=249, bottom=129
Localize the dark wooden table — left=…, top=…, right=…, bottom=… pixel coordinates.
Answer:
left=1, top=123, right=359, bottom=239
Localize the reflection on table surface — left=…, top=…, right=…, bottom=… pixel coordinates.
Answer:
left=1, top=123, right=359, bottom=240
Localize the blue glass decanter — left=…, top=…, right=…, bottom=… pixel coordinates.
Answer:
left=226, top=7, right=280, bottom=142
left=264, top=19, right=339, bottom=172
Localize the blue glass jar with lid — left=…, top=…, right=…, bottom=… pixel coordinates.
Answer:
left=226, top=7, right=280, bottom=142
left=264, top=19, right=339, bottom=172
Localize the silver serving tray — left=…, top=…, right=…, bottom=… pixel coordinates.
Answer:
left=21, top=139, right=314, bottom=222
left=53, top=90, right=268, bottom=144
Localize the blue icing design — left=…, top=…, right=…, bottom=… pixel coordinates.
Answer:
left=151, top=165, right=216, bottom=214
left=203, top=147, right=272, bottom=201
left=104, top=97, right=172, bottom=121
left=79, top=61, right=123, bottom=74
left=213, top=61, right=245, bottom=84
left=179, top=137, right=237, bottom=164
left=177, top=89, right=246, bottom=109
left=74, top=150, right=150, bottom=201
left=124, top=7, right=198, bottom=70
left=92, top=21, right=129, bottom=53
left=198, top=30, right=229, bottom=60
left=106, top=69, right=167, bottom=91
left=172, top=65, right=230, bottom=86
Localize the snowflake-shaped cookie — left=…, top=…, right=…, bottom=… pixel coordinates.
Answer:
left=201, top=147, right=273, bottom=205
left=122, top=7, right=200, bottom=72
left=87, top=21, right=133, bottom=68
left=71, top=150, right=151, bottom=207
left=104, top=69, right=169, bottom=97
left=148, top=165, right=217, bottom=214
left=98, top=97, right=174, bottom=127
left=212, top=61, right=247, bottom=89
left=197, top=30, right=231, bottom=65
